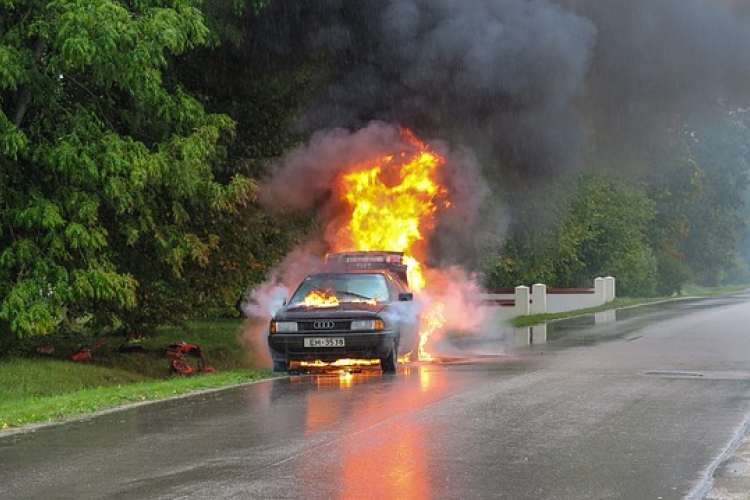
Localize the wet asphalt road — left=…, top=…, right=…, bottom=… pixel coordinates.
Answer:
left=4, top=294, right=750, bottom=499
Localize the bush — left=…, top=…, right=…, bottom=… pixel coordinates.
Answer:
left=656, top=255, right=691, bottom=296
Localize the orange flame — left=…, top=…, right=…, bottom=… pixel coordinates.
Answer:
left=330, top=129, right=449, bottom=359
left=303, top=290, right=340, bottom=308
left=300, top=359, right=379, bottom=368
left=303, top=290, right=379, bottom=308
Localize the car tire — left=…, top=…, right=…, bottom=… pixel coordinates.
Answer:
left=380, top=342, right=397, bottom=373
left=272, top=359, right=289, bottom=373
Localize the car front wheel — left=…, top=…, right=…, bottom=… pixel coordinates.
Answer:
left=380, top=342, right=397, bottom=372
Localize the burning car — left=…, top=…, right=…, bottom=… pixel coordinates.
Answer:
left=267, top=251, right=420, bottom=372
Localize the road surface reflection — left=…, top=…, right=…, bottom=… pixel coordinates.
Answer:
left=267, top=365, right=443, bottom=500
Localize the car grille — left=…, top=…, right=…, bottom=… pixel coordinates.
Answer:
left=297, top=320, right=351, bottom=332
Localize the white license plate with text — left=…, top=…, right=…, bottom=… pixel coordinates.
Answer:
left=304, top=337, right=345, bottom=348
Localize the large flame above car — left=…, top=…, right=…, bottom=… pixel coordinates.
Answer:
left=333, top=129, right=446, bottom=289
left=329, top=128, right=449, bottom=359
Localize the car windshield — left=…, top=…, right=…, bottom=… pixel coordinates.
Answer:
left=289, top=273, right=389, bottom=304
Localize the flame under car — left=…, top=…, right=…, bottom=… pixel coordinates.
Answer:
left=267, top=252, right=419, bottom=372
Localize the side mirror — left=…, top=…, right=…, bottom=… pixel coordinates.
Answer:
left=398, top=293, right=413, bottom=302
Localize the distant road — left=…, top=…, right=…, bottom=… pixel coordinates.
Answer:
left=3, top=293, right=750, bottom=499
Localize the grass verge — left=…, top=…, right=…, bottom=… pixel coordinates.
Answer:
left=0, top=319, right=274, bottom=431
left=0, top=368, right=271, bottom=430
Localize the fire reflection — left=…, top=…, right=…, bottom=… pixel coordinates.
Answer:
left=298, top=367, right=434, bottom=500
left=341, top=423, right=428, bottom=500
left=419, top=366, right=432, bottom=391
left=339, top=370, right=354, bottom=387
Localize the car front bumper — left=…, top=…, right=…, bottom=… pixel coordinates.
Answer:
left=268, top=331, right=397, bottom=362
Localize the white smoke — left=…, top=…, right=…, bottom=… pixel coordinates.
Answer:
left=243, top=283, right=289, bottom=319
left=416, top=266, right=492, bottom=356
left=240, top=244, right=325, bottom=365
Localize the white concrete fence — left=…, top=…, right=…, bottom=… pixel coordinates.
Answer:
left=480, top=277, right=616, bottom=321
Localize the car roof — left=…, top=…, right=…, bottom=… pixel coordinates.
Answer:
left=323, top=251, right=409, bottom=285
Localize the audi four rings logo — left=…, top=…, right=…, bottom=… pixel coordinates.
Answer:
left=313, top=321, right=335, bottom=329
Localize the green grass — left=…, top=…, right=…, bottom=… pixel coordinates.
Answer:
left=680, top=284, right=750, bottom=296
left=0, top=359, right=148, bottom=400
left=0, top=319, right=274, bottom=430
left=0, top=368, right=271, bottom=430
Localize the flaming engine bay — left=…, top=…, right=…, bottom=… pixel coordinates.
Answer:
left=267, top=252, right=419, bottom=372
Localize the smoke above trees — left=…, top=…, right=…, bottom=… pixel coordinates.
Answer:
left=248, top=0, right=750, bottom=278
left=252, top=0, right=750, bottom=168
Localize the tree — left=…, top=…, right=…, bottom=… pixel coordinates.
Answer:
left=639, top=106, right=750, bottom=288
left=162, top=0, right=324, bottom=319
left=547, top=174, right=658, bottom=295
left=484, top=174, right=660, bottom=296
left=680, top=112, right=750, bottom=285
left=0, top=0, right=254, bottom=337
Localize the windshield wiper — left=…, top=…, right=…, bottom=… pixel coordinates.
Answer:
left=334, top=290, right=373, bottom=301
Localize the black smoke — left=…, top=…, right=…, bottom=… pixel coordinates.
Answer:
left=559, top=0, right=750, bottom=162
left=251, top=0, right=596, bottom=179
left=250, top=0, right=750, bottom=171
left=248, top=0, right=750, bottom=264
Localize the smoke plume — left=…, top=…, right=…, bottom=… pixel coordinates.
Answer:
left=240, top=243, right=326, bottom=365
left=559, top=0, right=750, bottom=162
left=249, top=0, right=750, bottom=198
left=241, top=0, right=750, bottom=361
left=253, top=0, right=596, bottom=179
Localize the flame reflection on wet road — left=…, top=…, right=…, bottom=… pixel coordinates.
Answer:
left=264, top=363, right=460, bottom=500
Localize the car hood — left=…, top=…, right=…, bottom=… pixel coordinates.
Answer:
left=275, top=301, right=386, bottom=320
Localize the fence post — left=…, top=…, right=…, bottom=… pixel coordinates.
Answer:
left=532, top=324, right=547, bottom=344
left=531, top=283, right=547, bottom=314
left=604, top=276, right=616, bottom=302
left=515, top=327, right=531, bottom=347
left=594, top=277, right=605, bottom=306
left=515, top=285, right=530, bottom=316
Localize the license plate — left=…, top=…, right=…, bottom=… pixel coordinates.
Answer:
left=304, top=337, right=345, bottom=348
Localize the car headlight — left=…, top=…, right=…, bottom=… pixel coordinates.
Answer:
left=270, top=321, right=298, bottom=333
left=351, top=319, right=384, bottom=331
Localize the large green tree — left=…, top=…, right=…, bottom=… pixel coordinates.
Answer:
left=551, top=175, right=658, bottom=296
left=0, top=0, right=254, bottom=337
